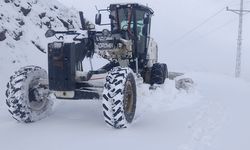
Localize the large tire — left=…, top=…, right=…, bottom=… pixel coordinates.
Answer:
left=150, top=63, right=168, bottom=85
left=5, top=66, right=53, bottom=123
left=102, top=67, right=137, bottom=129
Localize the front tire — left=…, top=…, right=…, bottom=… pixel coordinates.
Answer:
left=102, top=67, right=137, bottom=129
left=5, top=66, right=53, bottom=123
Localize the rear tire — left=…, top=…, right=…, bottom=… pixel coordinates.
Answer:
left=150, top=63, right=168, bottom=85
left=5, top=66, right=53, bottom=123
left=102, top=67, right=137, bottom=129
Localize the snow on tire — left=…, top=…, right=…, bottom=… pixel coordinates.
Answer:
left=102, top=67, right=137, bottom=129
left=5, top=65, right=53, bottom=123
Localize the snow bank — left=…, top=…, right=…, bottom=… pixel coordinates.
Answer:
left=137, top=79, right=200, bottom=114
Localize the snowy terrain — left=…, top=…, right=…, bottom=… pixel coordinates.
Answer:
left=1, top=0, right=250, bottom=150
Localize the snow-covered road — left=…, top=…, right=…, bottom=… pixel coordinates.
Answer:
left=1, top=0, right=250, bottom=149
left=0, top=72, right=249, bottom=150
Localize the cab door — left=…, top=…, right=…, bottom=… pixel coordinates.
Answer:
left=135, top=10, right=151, bottom=66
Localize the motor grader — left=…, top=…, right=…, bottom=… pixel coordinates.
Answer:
left=5, top=3, right=186, bottom=129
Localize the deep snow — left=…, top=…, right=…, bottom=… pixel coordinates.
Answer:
left=0, top=73, right=249, bottom=150
left=1, top=0, right=250, bottom=150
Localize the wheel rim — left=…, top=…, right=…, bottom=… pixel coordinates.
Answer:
left=28, top=78, right=48, bottom=111
left=123, top=79, right=134, bottom=122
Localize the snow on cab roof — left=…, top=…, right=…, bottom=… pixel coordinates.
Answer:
left=109, top=3, right=154, bottom=14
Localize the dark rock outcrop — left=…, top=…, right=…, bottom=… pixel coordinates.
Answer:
left=39, top=12, right=46, bottom=19
left=20, top=7, right=31, bottom=16
left=0, top=30, right=7, bottom=41
left=4, top=0, right=12, bottom=3
left=16, top=19, right=25, bottom=26
left=13, top=31, right=23, bottom=41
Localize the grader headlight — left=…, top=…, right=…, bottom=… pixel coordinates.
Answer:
left=52, top=42, right=63, bottom=49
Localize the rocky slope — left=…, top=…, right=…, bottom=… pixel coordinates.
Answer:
left=0, top=0, right=80, bottom=71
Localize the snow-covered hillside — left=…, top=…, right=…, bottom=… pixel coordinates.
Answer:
left=0, top=0, right=80, bottom=74
left=0, top=0, right=250, bottom=150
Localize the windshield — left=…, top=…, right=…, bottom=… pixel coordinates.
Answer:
left=111, top=8, right=147, bottom=36
left=111, top=8, right=133, bottom=32
left=118, top=8, right=133, bottom=30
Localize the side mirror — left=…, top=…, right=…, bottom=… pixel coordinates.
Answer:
left=45, top=29, right=55, bottom=38
left=143, top=15, right=150, bottom=24
left=95, top=13, right=101, bottom=25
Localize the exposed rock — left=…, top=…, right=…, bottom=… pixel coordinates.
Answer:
left=19, top=20, right=25, bottom=26
left=37, top=22, right=42, bottom=28
left=0, top=30, right=7, bottom=41
left=13, top=31, right=23, bottom=41
left=27, top=2, right=32, bottom=7
left=20, top=7, right=31, bottom=16
left=39, top=12, right=46, bottom=19
left=48, top=17, right=55, bottom=22
left=14, top=3, right=20, bottom=7
left=43, top=21, right=51, bottom=28
left=16, top=19, right=25, bottom=26
left=4, top=0, right=11, bottom=3
left=0, top=0, right=81, bottom=52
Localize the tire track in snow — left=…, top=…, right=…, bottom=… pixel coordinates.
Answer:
left=179, top=97, right=226, bottom=150
left=178, top=72, right=248, bottom=150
